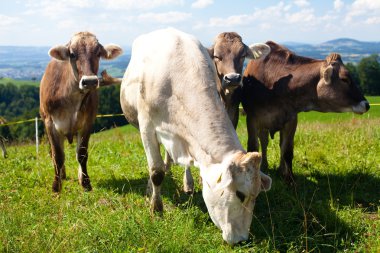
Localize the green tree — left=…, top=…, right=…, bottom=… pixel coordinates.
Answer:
left=345, top=62, right=361, bottom=91
left=357, top=54, right=380, bottom=95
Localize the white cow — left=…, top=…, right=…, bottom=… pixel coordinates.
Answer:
left=120, top=28, right=272, bottom=245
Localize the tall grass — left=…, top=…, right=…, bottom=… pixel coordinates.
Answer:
left=0, top=108, right=379, bottom=252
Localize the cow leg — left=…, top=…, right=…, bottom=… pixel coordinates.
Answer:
left=164, top=151, right=193, bottom=194
left=76, top=129, right=92, bottom=191
left=279, top=117, right=298, bottom=184
left=164, top=151, right=172, bottom=172
left=246, top=113, right=259, bottom=152
left=140, top=124, right=165, bottom=212
left=183, top=166, right=194, bottom=194
left=0, top=137, right=7, bottom=158
left=258, top=129, right=269, bottom=171
left=45, top=119, right=65, bottom=192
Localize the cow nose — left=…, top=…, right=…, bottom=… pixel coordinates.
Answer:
left=223, top=73, right=241, bottom=84
left=80, top=75, right=99, bottom=90
left=365, top=101, right=370, bottom=111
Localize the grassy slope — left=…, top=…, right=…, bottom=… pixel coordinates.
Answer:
left=0, top=78, right=39, bottom=87
left=0, top=106, right=379, bottom=252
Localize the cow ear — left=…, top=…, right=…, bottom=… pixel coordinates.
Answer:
left=260, top=171, right=272, bottom=192
left=246, top=43, right=270, bottom=60
left=207, top=47, right=214, bottom=59
left=240, top=152, right=262, bottom=169
left=49, top=45, right=70, bottom=61
left=101, top=44, right=123, bottom=60
left=323, top=65, right=334, bottom=85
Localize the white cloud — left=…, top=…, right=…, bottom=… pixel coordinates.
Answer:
left=286, top=8, right=315, bottom=23
left=191, top=0, right=213, bottom=9
left=366, top=16, right=380, bottom=24
left=102, top=0, right=184, bottom=10
left=138, top=11, right=191, bottom=23
left=207, top=14, right=251, bottom=27
left=0, top=15, right=22, bottom=28
left=294, top=0, right=310, bottom=8
left=345, top=0, right=380, bottom=23
left=24, top=0, right=93, bottom=19
left=334, top=0, right=344, bottom=11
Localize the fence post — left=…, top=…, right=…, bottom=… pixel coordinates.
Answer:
left=35, top=117, right=39, bottom=156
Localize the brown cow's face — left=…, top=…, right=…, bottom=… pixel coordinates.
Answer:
left=209, top=32, right=270, bottom=94
left=317, top=53, right=369, bottom=114
left=48, top=32, right=123, bottom=90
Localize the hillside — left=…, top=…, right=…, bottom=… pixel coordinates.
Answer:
left=0, top=38, right=379, bottom=80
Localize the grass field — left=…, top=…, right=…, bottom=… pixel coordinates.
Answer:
left=1, top=101, right=379, bottom=252
left=0, top=78, right=39, bottom=87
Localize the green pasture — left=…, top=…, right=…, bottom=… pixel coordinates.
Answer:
left=0, top=78, right=39, bottom=87
left=0, top=103, right=379, bottom=252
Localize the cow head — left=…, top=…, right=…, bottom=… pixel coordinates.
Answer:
left=317, top=53, right=369, bottom=114
left=48, top=32, right=123, bottom=90
left=201, top=152, right=272, bottom=245
left=208, top=32, right=270, bottom=94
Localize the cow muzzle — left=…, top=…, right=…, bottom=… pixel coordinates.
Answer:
left=222, top=73, right=242, bottom=90
left=352, top=100, right=370, bottom=114
left=79, top=75, right=99, bottom=90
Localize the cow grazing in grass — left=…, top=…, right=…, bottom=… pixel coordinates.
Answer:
left=242, top=41, right=369, bottom=183
left=40, top=32, right=122, bottom=192
left=120, top=28, right=272, bottom=245
left=164, top=32, right=270, bottom=194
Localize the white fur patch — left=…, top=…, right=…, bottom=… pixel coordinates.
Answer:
left=155, top=127, right=194, bottom=167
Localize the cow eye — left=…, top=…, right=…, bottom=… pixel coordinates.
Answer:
left=213, top=56, right=222, bottom=61
left=341, top=78, right=350, bottom=84
left=236, top=190, right=246, bottom=203
left=69, top=52, right=76, bottom=59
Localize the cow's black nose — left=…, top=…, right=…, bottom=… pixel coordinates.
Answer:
left=82, top=78, right=98, bottom=87
left=365, top=101, right=370, bottom=111
left=224, top=73, right=241, bottom=83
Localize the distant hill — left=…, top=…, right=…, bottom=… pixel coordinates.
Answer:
left=285, top=38, right=380, bottom=62
left=0, top=46, right=131, bottom=80
left=0, top=38, right=379, bottom=81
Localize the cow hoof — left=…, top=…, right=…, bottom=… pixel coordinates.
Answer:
left=260, top=160, right=269, bottom=171
left=183, top=182, right=194, bottom=195
left=60, top=170, right=67, bottom=180
left=151, top=198, right=163, bottom=212
left=81, top=178, right=92, bottom=191
left=52, top=180, right=62, bottom=193
left=281, top=173, right=296, bottom=186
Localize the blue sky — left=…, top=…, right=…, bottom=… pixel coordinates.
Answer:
left=0, top=0, right=379, bottom=47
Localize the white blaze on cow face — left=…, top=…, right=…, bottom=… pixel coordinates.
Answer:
left=201, top=152, right=272, bottom=245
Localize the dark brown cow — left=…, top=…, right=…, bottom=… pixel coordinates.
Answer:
left=40, top=32, right=122, bottom=192
left=242, top=41, right=369, bottom=183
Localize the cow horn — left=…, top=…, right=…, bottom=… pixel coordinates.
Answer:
left=326, top=53, right=342, bottom=64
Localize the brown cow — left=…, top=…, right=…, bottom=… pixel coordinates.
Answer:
left=40, top=32, right=122, bottom=192
left=208, top=32, right=270, bottom=128
left=242, top=41, right=369, bottom=183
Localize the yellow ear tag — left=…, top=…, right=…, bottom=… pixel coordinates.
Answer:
left=216, top=174, right=222, bottom=184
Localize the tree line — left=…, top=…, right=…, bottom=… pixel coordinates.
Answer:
left=0, top=54, right=379, bottom=141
